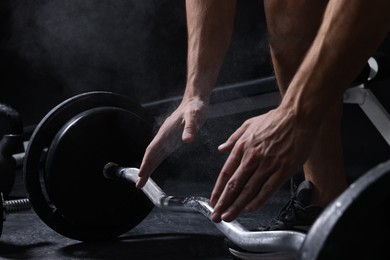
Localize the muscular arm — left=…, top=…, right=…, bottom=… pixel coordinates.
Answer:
left=211, top=0, right=390, bottom=222
left=184, top=0, right=237, bottom=102
left=136, top=0, right=236, bottom=188
left=283, top=0, right=390, bottom=127
left=181, top=0, right=237, bottom=142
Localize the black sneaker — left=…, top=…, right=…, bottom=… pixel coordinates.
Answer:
left=256, top=180, right=324, bottom=232
left=226, top=180, right=324, bottom=259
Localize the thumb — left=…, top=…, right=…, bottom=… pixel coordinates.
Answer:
left=182, top=117, right=197, bottom=143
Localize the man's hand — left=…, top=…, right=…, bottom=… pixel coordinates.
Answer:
left=210, top=106, right=318, bottom=222
left=136, top=98, right=208, bottom=188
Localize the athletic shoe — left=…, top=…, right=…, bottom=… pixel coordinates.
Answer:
left=256, top=180, right=323, bottom=232
left=226, top=180, right=323, bottom=259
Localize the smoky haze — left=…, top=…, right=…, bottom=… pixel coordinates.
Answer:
left=1, top=0, right=271, bottom=126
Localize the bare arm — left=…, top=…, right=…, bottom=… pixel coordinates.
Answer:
left=184, top=0, right=237, bottom=103
left=282, top=0, right=390, bottom=127
left=136, top=0, right=237, bottom=188
left=211, top=0, right=390, bottom=222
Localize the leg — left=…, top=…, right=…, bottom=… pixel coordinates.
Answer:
left=263, top=0, right=348, bottom=207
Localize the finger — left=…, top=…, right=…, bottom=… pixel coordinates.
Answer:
left=212, top=150, right=262, bottom=222
left=244, top=167, right=286, bottom=212
left=218, top=124, right=247, bottom=152
left=182, top=114, right=197, bottom=143
left=211, top=174, right=245, bottom=223
left=210, top=146, right=243, bottom=207
left=137, top=126, right=181, bottom=188
left=211, top=162, right=255, bottom=223
left=137, top=128, right=172, bottom=178
left=136, top=144, right=166, bottom=188
left=219, top=163, right=270, bottom=222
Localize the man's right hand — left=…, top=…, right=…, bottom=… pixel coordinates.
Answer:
left=136, top=97, right=208, bottom=188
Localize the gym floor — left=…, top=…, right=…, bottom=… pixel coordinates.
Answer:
left=1, top=101, right=390, bottom=260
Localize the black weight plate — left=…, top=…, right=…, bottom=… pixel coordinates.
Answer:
left=44, top=107, right=152, bottom=239
left=298, top=159, right=390, bottom=260
left=24, top=91, right=163, bottom=241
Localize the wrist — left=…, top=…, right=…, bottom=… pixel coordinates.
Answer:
left=183, top=81, right=213, bottom=104
left=278, top=89, right=328, bottom=133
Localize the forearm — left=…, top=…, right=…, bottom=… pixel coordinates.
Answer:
left=282, top=0, right=390, bottom=126
left=184, top=0, right=237, bottom=102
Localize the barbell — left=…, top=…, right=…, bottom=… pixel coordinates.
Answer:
left=101, top=160, right=390, bottom=259
left=2, top=91, right=388, bottom=259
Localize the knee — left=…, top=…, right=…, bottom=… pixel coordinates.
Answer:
left=263, top=0, right=328, bottom=89
left=264, top=0, right=328, bottom=51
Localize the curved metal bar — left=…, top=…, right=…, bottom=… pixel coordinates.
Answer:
left=103, top=163, right=306, bottom=253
